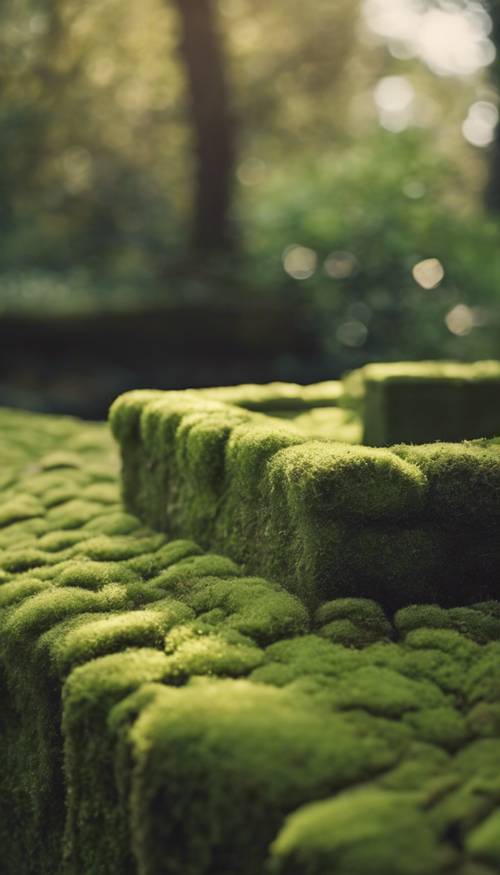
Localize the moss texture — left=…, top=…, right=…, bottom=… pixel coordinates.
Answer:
left=1, top=399, right=500, bottom=875
left=342, top=360, right=500, bottom=445
left=110, top=382, right=500, bottom=609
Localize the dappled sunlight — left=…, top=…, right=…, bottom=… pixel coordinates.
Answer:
left=363, top=0, right=495, bottom=77
left=462, top=100, right=498, bottom=147
left=324, top=251, right=359, bottom=280
left=282, top=245, right=317, bottom=280
left=445, top=302, right=475, bottom=335
left=412, top=258, right=445, bottom=290
left=374, top=75, right=415, bottom=131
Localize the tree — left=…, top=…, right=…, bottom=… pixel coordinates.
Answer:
left=484, top=0, right=500, bottom=211
left=172, top=0, right=236, bottom=252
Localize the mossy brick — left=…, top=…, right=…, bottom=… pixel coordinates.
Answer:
left=37, top=530, right=90, bottom=552
left=82, top=509, right=141, bottom=535
left=197, top=379, right=342, bottom=412
left=395, top=604, right=500, bottom=644
left=346, top=361, right=500, bottom=445
left=315, top=597, right=390, bottom=632
left=54, top=558, right=140, bottom=590
left=0, top=494, right=44, bottom=527
left=182, top=575, right=309, bottom=645
left=365, top=639, right=469, bottom=697
left=0, top=545, right=55, bottom=573
left=249, top=635, right=363, bottom=687
left=268, top=788, right=441, bottom=875
left=0, top=517, right=47, bottom=549
left=121, top=678, right=401, bottom=875
left=376, top=742, right=451, bottom=793
left=2, top=586, right=125, bottom=642
left=46, top=498, right=109, bottom=530
left=110, top=384, right=500, bottom=607
left=402, top=706, right=469, bottom=752
left=464, top=643, right=500, bottom=706
left=268, top=440, right=427, bottom=523
left=404, top=628, right=481, bottom=664
left=428, top=740, right=500, bottom=842
left=126, top=538, right=203, bottom=577
left=162, top=622, right=263, bottom=681
left=292, top=406, right=362, bottom=443
left=392, top=442, right=500, bottom=525
left=467, top=702, right=500, bottom=738
left=61, top=650, right=171, bottom=875
left=75, top=532, right=165, bottom=562
left=80, top=481, right=120, bottom=504
left=3, top=403, right=500, bottom=874
left=149, top=554, right=241, bottom=595
left=0, top=577, right=51, bottom=609
left=466, top=808, right=500, bottom=866
left=314, top=597, right=392, bottom=646
left=48, top=601, right=193, bottom=674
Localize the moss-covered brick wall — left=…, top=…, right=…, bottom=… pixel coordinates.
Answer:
left=110, top=383, right=500, bottom=610
left=342, top=361, right=500, bottom=445
left=2, top=406, right=500, bottom=874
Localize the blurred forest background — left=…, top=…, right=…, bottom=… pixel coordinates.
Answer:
left=1, top=0, right=500, bottom=417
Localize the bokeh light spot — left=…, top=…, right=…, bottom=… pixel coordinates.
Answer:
left=363, top=0, right=495, bottom=77
left=412, top=258, right=444, bottom=290
left=462, top=101, right=498, bottom=147
left=324, top=251, right=358, bottom=279
left=445, top=304, right=474, bottom=336
left=336, top=320, right=368, bottom=347
left=282, top=245, right=317, bottom=280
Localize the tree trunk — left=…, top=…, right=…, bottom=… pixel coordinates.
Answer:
left=485, top=0, right=500, bottom=212
left=172, top=0, right=237, bottom=252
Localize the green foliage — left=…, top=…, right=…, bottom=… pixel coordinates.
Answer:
left=241, top=133, right=500, bottom=368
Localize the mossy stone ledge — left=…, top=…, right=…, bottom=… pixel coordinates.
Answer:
left=110, top=376, right=500, bottom=610
left=342, top=360, right=500, bottom=445
left=1, top=405, right=500, bottom=874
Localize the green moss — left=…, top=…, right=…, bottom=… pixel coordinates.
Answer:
left=466, top=809, right=500, bottom=865
left=198, top=379, right=342, bottom=412
left=82, top=509, right=142, bottom=535
left=111, top=383, right=500, bottom=608
left=271, top=441, right=427, bottom=523
left=162, top=622, right=263, bottom=681
left=62, top=649, right=170, bottom=875
left=395, top=604, right=500, bottom=644
left=1, top=398, right=500, bottom=874
left=392, top=442, right=500, bottom=524
left=49, top=601, right=193, bottom=674
left=46, top=498, right=109, bottom=530
left=0, top=494, right=44, bottom=526
left=0, top=577, right=51, bottom=608
left=121, top=678, right=401, bottom=875
left=269, top=788, right=440, bottom=875
left=149, top=554, right=241, bottom=594
left=403, top=707, right=469, bottom=751
left=37, top=530, right=89, bottom=552
left=348, top=360, right=500, bottom=445
left=292, top=406, right=362, bottom=442
left=126, top=539, right=203, bottom=577
left=54, top=558, right=140, bottom=590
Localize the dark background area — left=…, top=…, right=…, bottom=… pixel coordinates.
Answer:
left=1, top=0, right=500, bottom=418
